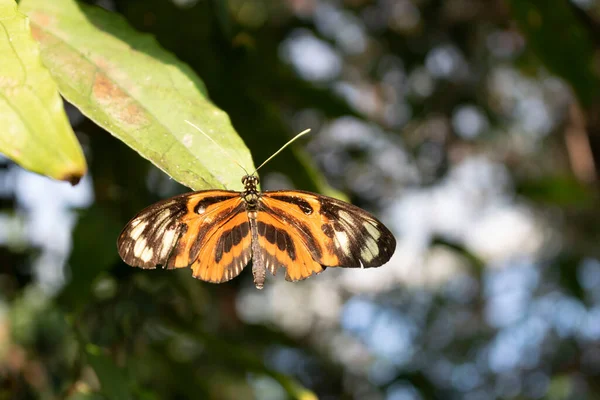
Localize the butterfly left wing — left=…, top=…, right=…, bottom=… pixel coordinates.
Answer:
left=259, top=190, right=396, bottom=281
left=189, top=207, right=252, bottom=283
left=118, top=190, right=252, bottom=283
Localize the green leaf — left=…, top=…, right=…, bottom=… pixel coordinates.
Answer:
left=19, top=0, right=254, bottom=191
left=0, top=0, right=86, bottom=184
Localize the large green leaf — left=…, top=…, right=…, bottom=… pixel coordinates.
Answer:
left=0, top=0, right=86, bottom=184
left=20, top=0, right=254, bottom=191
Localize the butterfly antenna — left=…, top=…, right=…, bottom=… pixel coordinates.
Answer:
left=253, top=128, right=311, bottom=174
left=184, top=120, right=249, bottom=175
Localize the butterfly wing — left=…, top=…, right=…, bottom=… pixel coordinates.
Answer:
left=253, top=211, right=325, bottom=282
left=190, top=207, right=252, bottom=283
left=259, top=190, right=396, bottom=280
left=118, top=190, right=252, bottom=283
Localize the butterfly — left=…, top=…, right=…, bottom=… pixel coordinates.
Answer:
left=117, top=122, right=396, bottom=289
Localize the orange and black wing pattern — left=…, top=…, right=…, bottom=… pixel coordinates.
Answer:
left=117, top=190, right=252, bottom=283
left=258, top=190, right=396, bottom=281
left=118, top=186, right=396, bottom=287
left=253, top=210, right=325, bottom=282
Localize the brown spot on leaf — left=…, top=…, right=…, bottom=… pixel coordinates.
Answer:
left=62, top=173, right=83, bottom=186
left=93, top=72, right=125, bottom=101
left=58, top=163, right=87, bottom=185
left=93, top=57, right=129, bottom=83
left=28, top=12, right=55, bottom=28
left=92, top=73, right=147, bottom=126
left=30, top=25, right=42, bottom=41
left=29, top=25, right=51, bottom=43
left=94, top=57, right=111, bottom=71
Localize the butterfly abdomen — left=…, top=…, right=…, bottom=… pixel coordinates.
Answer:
left=248, top=211, right=266, bottom=289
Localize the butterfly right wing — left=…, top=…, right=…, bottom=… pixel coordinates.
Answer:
left=253, top=210, right=325, bottom=283
left=118, top=190, right=251, bottom=283
left=259, top=190, right=396, bottom=275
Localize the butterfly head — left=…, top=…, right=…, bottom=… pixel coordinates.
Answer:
left=242, top=174, right=260, bottom=207
left=242, top=174, right=260, bottom=189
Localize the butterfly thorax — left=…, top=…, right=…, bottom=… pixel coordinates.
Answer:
left=241, top=174, right=260, bottom=210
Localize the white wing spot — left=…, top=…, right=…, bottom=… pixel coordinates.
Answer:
left=335, top=231, right=352, bottom=256
left=129, top=221, right=148, bottom=240
left=360, top=237, right=379, bottom=262
left=133, top=238, right=147, bottom=257
left=367, top=236, right=380, bottom=254
left=338, top=210, right=354, bottom=222
left=159, top=228, right=177, bottom=259
left=140, top=247, right=154, bottom=262
left=363, top=221, right=381, bottom=240
left=156, top=209, right=171, bottom=222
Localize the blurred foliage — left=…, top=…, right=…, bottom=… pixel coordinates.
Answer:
left=2, top=0, right=600, bottom=399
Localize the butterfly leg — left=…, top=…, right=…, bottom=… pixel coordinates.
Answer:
left=248, top=212, right=266, bottom=289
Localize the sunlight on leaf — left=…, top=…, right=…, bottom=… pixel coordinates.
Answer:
left=19, top=0, right=254, bottom=191
left=0, top=0, right=86, bottom=184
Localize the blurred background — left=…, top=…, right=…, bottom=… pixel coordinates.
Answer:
left=2, top=0, right=600, bottom=399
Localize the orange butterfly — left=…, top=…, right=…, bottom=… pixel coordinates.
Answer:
left=117, top=122, right=396, bottom=289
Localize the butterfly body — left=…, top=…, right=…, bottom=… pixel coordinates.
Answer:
left=118, top=175, right=396, bottom=289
